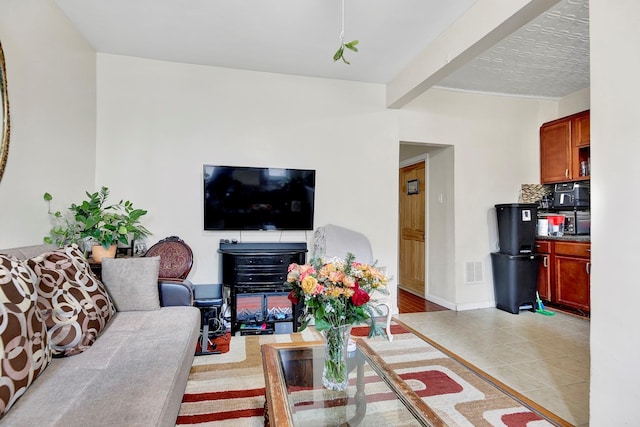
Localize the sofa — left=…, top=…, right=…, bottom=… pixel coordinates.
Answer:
left=0, top=244, right=200, bottom=426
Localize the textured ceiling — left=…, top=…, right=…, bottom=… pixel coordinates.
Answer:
left=52, top=0, right=589, bottom=99
left=437, top=0, right=589, bottom=98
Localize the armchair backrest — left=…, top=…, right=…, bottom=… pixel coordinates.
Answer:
left=312, top=224, right=373, bottom=264
left=144, top=236, right=193, bottom=281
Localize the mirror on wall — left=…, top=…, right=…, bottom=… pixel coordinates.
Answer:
left=0, top=41, right=9, bottom=183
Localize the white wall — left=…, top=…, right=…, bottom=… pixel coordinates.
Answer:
left=398, top=89, right=559, bottom=308
left=590, top=0, right=640, bottom=423
left=0, top=0, right=96, bottom=248
left=558, top=87, right=590, bottom=118
left=95, top=54, right=400, bottom=304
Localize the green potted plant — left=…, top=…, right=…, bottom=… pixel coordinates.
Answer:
left=44, top=187, right=151, bottom=262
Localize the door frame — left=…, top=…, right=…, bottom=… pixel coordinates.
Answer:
left=399, top=154, right=429, bottom=297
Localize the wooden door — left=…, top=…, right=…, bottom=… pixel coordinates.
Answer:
left=555, top=256, right=590, bottom=311
left=399, top=162, right=425, bottom=296
left=535, top=240, right=552, bottom=301
left=540, top=119, right=572, bottom=183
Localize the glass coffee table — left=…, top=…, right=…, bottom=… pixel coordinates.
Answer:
left=261, top=339, right=444, bottom=427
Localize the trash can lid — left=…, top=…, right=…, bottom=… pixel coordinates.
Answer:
left=495, top=203, right=538, bottom=209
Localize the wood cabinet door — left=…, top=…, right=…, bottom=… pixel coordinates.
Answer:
left=540, top=120, right=571, bottom=183
left=573, top=111, right=590, bottom=147
left=537, top=254, right=552, bottom=301
left=555, top=255, right=590, bottom=311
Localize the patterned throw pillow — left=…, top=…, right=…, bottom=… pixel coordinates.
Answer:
left=28, top=245, right=116, bottom=357
left=0, top=255, right=52, bottom=417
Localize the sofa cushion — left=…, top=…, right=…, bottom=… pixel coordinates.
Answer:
left=0, top=255, right=52, bottom=417
left=101, top=257, right=161, bottom=311
left=27, top=245, right=116, bottom=357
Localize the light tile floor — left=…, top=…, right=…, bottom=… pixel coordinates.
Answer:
left=395, top=308, right=589, bottom=426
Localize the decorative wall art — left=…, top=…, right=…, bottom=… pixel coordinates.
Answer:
left=407, top=179, right=420, bottom=195
left=0, top=41, right=10, bottom=184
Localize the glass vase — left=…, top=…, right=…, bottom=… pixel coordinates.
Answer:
left=321, top=324, right=352, bottom=391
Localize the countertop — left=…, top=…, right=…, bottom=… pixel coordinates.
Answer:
left=536, top=235, right=591, bottom=242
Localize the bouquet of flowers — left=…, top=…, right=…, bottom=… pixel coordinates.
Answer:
left=286, top=252, right=390, bottom=334
left=286, top=253, right=390, bottom=390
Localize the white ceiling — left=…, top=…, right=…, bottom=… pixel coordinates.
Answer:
left=53, top=0, right=589, bottom=99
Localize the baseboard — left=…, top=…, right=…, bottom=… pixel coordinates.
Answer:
left=455, top=300, right=496, bottom=311
left=408, top=289, right=495, bottom=312
left=423, top=294, right=456, bottom=310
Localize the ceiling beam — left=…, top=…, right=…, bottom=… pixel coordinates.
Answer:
left=386, top=0, right=561, bottom=109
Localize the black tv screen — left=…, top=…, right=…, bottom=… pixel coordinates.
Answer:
left=203, top=165, right=316, bottom=231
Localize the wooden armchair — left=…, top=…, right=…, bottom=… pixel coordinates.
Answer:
left=145, top=236, right=194, bottom=306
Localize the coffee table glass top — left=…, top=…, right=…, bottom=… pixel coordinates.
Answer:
left=262, top=340, right=442, bottom=427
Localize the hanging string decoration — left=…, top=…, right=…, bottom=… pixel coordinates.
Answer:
left=333, top=0, right=359, bottom=64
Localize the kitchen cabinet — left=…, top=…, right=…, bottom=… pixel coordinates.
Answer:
left=540, top=110, right=590, bottom=184
left=554, top=241, right=591, bottom=312
left=534, top=240, right=552, bottom=301
left=535, top=239, right=590, bottom=314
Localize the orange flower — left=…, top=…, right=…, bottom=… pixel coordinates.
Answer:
left=327, top=270, right=346, bottom=284
left=325, top=286, right=343, bottom=298
left=342, top=275, right=355, bottom=288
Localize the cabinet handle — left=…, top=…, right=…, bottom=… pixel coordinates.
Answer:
left=565, top=168, right=569, bottom=177
left=586, top=262, right=591, bottom=274
left=543, top=256, right=548, bottom=268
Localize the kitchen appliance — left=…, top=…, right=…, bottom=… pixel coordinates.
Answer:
left=559, top=210, right=591, bottom=235
left=553, top=182, right=590, bottom=208
left=538, top=213, right=565, bottom=236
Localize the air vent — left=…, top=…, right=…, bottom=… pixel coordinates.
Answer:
left=465, top=262, right=484, bottom=284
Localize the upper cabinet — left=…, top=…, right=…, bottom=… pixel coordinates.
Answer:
left=540, top=110, right=590, bottom=184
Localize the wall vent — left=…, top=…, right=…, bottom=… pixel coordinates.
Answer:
left=465, top=261, right=484, bottom=284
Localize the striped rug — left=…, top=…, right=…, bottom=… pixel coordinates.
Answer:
left=177, top=325, right=561, bottom=426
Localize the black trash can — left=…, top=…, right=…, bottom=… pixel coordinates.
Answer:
left=495, top=203, right=537, bottom=255
left=490, top=252, right=539, bottom=314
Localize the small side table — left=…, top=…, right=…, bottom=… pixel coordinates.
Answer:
left=193, top=284, right=225, bottom=356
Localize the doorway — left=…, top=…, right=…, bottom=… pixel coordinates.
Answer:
left=398, top=143, right=455, bottom=312
left=398, top=160, right=426, bottom=297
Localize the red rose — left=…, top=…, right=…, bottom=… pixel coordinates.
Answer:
left=288, top=290, right=299, bottom=305
left=351, top=286, right=370, bottom=306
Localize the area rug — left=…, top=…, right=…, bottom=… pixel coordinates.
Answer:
left=177, top=325, right=560, bottom=426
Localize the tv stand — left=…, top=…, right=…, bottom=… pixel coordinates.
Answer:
left=218, top=242, right=307, bottom=335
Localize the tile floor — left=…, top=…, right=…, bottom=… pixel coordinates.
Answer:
left=395, top=308, right=590, bottom=426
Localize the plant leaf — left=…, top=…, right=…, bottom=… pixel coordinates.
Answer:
left=333, top=45, right=344, bottom=62
left=345, top=40, right=359, bottom=52
left=315, top=318, right=331, bottom=331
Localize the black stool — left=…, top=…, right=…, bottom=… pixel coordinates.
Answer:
left=194, top=284, right=225, bottom=355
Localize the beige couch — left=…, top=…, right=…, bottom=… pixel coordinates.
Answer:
left=0, top=244, right=200, bottom=426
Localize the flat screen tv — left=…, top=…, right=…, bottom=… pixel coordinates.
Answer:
left=203, top=165, right=316, bottom=231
